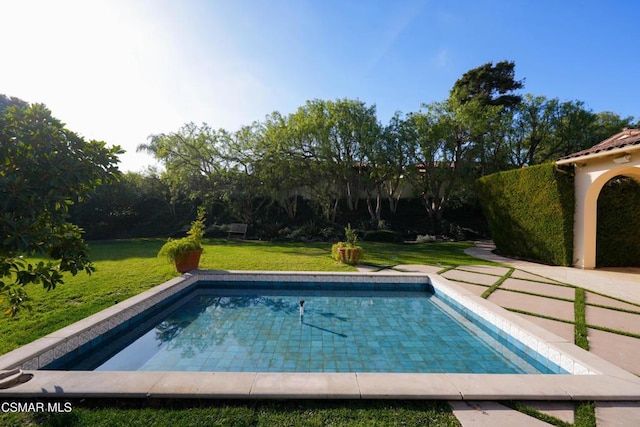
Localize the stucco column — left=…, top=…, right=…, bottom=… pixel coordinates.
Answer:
left=572, top=167, right=596, bottom=269
left=571, top=161, right=640, bottom=269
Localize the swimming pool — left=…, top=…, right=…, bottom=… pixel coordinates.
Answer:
left=43, top=280, right=566, bottom=374
left=4, top=271, right=639, bottom=401
left=54, top=284, right=543, bottom=374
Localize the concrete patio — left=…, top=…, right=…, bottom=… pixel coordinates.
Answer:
left=449, top=241, right=640, bottom=425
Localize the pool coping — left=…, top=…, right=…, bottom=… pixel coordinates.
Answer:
left=1, top=270, right=640, bottom=401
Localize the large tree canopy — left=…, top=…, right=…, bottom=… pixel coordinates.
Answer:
left=0, top=100, right=122, bottom=315
left=124, top=60, right=636, bottom=240
left=450, top=60, right=524, bottom=109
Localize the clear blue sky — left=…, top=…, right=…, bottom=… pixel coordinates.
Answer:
left=1, top=0, right=638, bottom=171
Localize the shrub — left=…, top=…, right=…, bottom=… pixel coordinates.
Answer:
left=415, top=234, right=436, bottom=243
left=345, top=223, right=358, bottom=246
left=158, top=207, right=206, bottom=264
left=331, top=242, right=347, bottom=261
left=476, top=163, right=574, bottom=266
left=157, top=237, right=201, bottom=264
left=331, top=224, right=363, bottom=265
left=363, top=230, right=403, bottom=243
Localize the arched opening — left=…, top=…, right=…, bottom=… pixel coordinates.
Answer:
left=575, top=165, right=640, bottom=269
left=596, top=175, right=640, bottom=267
left=557, top=128, right=640, bottom=268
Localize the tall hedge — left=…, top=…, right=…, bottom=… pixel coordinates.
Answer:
left=597, top=177, right=640, bottom=267
left=476, top=163, right=574, bottom=266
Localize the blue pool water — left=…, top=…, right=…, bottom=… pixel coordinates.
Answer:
left=62, top=284, right=546, bottom=374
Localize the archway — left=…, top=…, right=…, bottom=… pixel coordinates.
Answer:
left=572, top=164, right=640, bottom=268
left=556, top=128, right=640, bottom=269
left=596, top=175, right=640, bottom=267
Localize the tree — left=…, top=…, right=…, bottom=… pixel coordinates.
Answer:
left=590, top=111, right=636, bottom=145
left=286, top=98, right=381, bottom=220
left=69, top=171, right=185, bottom=239
left=221, top=123, right=270, bottom=224
left=287, top=101, right=342, bottom=222
left=139, top=122, right=235, bottom=203
left=507, top=94, right=559, bottom=167
left=537, top=100, right=596, bottom=160
left=377, top=112, right=414, bottom=216
left=450, top=60, right=524, bottom=110
left=454, top=61, right=524, bottom=172
left=0, top=94, right=28, bottom=113
left=0, top=101, right=122, bottom=315
left=405, top=102, right=466, bottom=221
left=252, top=112, right=307, bottom=220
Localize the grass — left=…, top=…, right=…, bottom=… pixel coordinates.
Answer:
left=0, top=239, right=496, bottom=355
left=359, top=241, right=500, bottom=268
left=505, top=400, right=596, bottom=427
left=575, top=288, right=589, bottom=350
left=504, top=401, right=572, bottom=426
left=574, top=401, right=597, bottom=427
left=480, top=267, right=514, bottom=299
left=0, top=400, right=461, bottom=427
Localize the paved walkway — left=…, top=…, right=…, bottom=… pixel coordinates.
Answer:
left=361, top=241, right=640, bottom=426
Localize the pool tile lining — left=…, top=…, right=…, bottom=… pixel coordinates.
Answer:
left=0, top=271, right=596, bottom=375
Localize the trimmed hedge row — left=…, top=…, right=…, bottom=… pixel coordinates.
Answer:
left=596, top=177, right=640, bottom=267
left=476, top=163, right=574, bottom=266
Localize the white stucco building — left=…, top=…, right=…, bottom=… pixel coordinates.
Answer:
left=556, top=128, right=640, bottom=269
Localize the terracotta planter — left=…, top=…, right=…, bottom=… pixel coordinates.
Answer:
left=174, top=248, right=203, bottom=273
left=338, top=247, right=362, bottom=265
left=338, top=247, right=347, bottom=263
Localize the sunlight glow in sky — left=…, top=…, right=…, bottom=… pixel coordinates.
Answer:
left=1, top=0, right=638, bottom=171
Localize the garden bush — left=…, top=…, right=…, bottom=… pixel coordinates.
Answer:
left=477, top=163, right=574, bottom=266
left=362, top=229, right=403, bottom=243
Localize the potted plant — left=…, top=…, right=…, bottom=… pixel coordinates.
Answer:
left=331, top=224, right=363, bottom=265
left=158, top=207, right=206, bottom=273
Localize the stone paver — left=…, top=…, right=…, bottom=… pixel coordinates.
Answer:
left=391, top=264, right=443, bottom=274
left=487, top=289, right=575, bottom=322
left=586, top=305, right=640, bottom=336
left=445, top=280, right=489, bottom=297
left=441, top=269, right=500, bottom=286
left=501, top=278, right=575, bottom=300
left=251, top=373, right=360, bottom=399
left=522, top=401, right=574, bottom=425
left=519, top=267, right=640, bottom=305
left=586, top=291, right=640, bottom=312
left=588, top=328, right=640, bottom=375
left=511, top=269, right=562, bottom=284
left=459, top=241, right=640, bottom=426
left=465, top=241, right=640, bottom=305
left=450, top=401, right=553, bottom=426
left=517, top=313, right=575, bottom=342
left=457, top=265, right=511, bottom=276
left=596, top=402, right=640, bottom=426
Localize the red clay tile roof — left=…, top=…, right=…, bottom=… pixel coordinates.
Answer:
left=557, top=128, right=640, bottom=162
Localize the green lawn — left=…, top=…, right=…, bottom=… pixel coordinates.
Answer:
left=0, top=239, right=495, bottom=356
left=0, top=238, right=494, bottom=426
left=1, top=400, right=460, bottom=426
